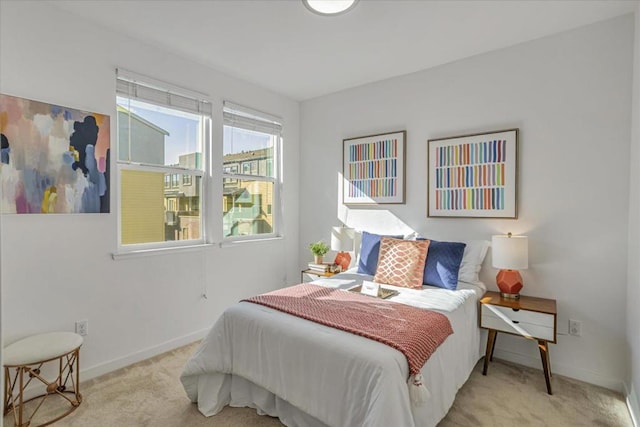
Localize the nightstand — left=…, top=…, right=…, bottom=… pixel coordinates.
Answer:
left=480, top=291, right=557, bottom=394
left=300, top=269, right=337, bottom=283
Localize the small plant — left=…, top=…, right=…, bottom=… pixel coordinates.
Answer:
left=309, top=240, right=330, bottom=257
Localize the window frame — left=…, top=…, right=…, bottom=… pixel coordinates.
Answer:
left=222, top=102, right=283, bottom=243
left=115, top=69, right=212, bottom=253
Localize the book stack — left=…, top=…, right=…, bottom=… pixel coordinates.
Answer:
left=308, top=262, right=331, bottom=273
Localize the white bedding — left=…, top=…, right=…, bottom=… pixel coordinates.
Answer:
left=181, top=271, right=485, bottom=427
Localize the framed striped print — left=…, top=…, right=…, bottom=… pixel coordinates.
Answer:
left=343, top=131, right=406, bottom=205
left=428, top=129, right=518, bottom=218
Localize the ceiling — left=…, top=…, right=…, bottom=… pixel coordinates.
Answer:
left=51, top=0, right=636, bottom=101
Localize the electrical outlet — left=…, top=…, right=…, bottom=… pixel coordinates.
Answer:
left=75, top=320, right=88, bottom=336
left=569, top=319, right=582, bottom=336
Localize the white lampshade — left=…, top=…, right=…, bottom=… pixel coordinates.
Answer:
left=331, top=226, right=355, bottom=252
left=492, top=234, right=528, bottom=270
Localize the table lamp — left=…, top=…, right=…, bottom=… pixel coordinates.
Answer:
left=331, top=226, right=355, bottom=272
left=491, top=233, right=528, bottom=299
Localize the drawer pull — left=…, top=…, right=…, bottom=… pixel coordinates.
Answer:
left=512, top=320, right=520, bottom=324
left=512, top=308, right=520, bottom=312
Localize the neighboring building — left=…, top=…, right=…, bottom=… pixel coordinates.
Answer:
left=118, top=106, right=169, bottom=245
left=119, top=106, right=203, bottom=243
left=223, top=148, right=273, bottom=237
left=164, top=152, right=201, bottom=241
left=162, top=147, right=273, bottom=240
left=117, top=105, right=167, bottom=165
left=120, top=104, right=272, bottom=242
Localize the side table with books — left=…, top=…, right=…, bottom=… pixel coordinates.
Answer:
left=301, top=269, right=338, bottom=283
left=301, top=262, right=340, bottom=283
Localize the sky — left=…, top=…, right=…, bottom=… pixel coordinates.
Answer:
left=118, top=97, right=199, bottom=165
left=223, top=125, right=272, bottom=156
left=118, top=97, right=272, bottom=166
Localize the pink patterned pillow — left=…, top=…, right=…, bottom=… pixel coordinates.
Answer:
left=373, top=237, right=430, bottom=289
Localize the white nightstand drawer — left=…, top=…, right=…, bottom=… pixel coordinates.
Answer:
left=481, top=304, right=554, bottom=328
left=481, top=313, right=555, bottom=341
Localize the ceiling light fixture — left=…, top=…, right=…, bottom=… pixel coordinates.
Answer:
left=303, top=0, right=359, bottom=16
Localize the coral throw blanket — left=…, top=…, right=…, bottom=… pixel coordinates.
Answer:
left=243, top=284, right=453, bottom=377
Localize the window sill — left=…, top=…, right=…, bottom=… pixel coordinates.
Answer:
left=112, top=243, right=215, bottom=260
left=219, top=235, right=283, bottom=248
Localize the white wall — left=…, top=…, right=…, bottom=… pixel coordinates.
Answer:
left=300, top=15, right=635, bottom=391
left=626, top=3, right=640, bottom=423
left=0, top=2, right=300, bottom=379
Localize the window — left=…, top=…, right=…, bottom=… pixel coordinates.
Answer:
left=223, top=165, right=238, bottom=185
left=116, top=69, right=211, bottom=250
left=223, top=102, right=282, bottom=240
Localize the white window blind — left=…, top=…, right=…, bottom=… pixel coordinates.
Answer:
left=223, top=101, right=282, bottom=135
left=117, top=68, right=212, bottom=117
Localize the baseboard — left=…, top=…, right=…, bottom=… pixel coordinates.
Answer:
left=626, top=382, right=640, bottom=427
left=81, top=328, right=209, bottom=382
left=492, top=348, right=624, bottom=392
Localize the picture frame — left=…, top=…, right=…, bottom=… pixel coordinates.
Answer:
left=427, top=128, right=518, bottom=218
left=342, top=130, right=406, bottom=205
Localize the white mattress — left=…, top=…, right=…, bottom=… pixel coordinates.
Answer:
left=181, top=271, right=485, bottom=427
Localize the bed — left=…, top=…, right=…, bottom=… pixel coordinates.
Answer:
left=181, top=237, right=489, bottom=427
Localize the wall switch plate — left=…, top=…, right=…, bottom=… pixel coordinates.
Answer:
left=75, top=319, right=88, bottom=336
left=569, top=319, right=582, bottom=336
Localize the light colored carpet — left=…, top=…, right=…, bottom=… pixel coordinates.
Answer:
left=5, top=342, right=632, bottom=427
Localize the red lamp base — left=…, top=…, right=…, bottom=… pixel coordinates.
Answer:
left=334, top=252, right=351, bottom=272
left=496, top=269, right=523, bottom=299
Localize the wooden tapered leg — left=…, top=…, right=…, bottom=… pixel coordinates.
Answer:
left=483, top=329, right=497, bottom=375
left=490, top=332, right=497, bottom=362
left=3, top=367, right=9, bottom=416
left=18, top=367, right=24, bottom=427
left=538, top=340, right=553, bottom=394
left=546, top=346, right=552, bottom=378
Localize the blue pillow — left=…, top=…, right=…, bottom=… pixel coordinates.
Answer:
left=418, top=239, right=466, bottom=290
left=357, top=231, right=403, bottom=275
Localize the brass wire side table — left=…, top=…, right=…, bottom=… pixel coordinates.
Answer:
left=3, top=332, right=83, bottom=427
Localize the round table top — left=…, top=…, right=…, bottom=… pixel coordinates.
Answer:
left=3, top=332, right=83, bottom=366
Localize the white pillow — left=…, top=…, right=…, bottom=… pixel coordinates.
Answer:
left=458, top=240, right=490, bottom=285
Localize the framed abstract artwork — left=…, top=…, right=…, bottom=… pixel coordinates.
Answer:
left=343, top=130, right=406, bottom=205
left=0, top=94, right=110, bottom=214
left=428, top=128, right=518, bottom=218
